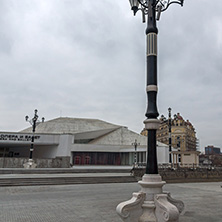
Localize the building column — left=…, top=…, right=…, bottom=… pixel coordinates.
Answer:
left=195, top=153, right=197, bottom=166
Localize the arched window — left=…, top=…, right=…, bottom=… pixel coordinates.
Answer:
left=74, top=156, right=81, bottom=165
left=85, top=156, right=91, bottom=165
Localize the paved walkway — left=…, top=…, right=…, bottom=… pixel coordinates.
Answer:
left=0, top=182, right=221, bottom=222
left=0, top=172, right=129, bottom=178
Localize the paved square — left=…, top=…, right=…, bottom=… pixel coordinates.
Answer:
left=0, top=182, right=221, bottom=222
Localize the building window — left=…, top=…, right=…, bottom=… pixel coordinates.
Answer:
left=74, top=139, right=94, bottom=144
left=73, top=152, right=121, bottom=165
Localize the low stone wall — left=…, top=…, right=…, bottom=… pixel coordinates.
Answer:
left=0, top=157, right=70, bottom=168
left=132, top=167, right=222, bottom=183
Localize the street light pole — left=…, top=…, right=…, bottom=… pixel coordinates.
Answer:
left=145, top=0, right=159, bottom=175
left=132, top=139, right=140, bottom=167
left=26, top=109, right=38, bottom=160
left=168, top=107, right=172, bottom=164
left=24, top=109, right=44, bottom=169
left=117, top=1, right=185, bottom=221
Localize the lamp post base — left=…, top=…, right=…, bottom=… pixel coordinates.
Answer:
left=116, top=174, right=184, bottom=222
left=23, top=159, right=37, bottom=169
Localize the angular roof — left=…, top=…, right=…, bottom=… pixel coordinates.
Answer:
left=20, top=117, right=121, bottom=134
left=20, top=117, right=169, bottom=148
left=90, top=127, right=147, bottom=146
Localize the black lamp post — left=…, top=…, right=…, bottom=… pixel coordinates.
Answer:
left=128, top=0, right=183, bottom=175
left=25, top=109, right=44, bottom=161
left=116, top=2, right=185, bottom=220
left=132, top=139, right=140, bottom=167
left=168, top=107, right=172, bottom=164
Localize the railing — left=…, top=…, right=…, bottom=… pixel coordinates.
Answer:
left=131, top=164, right=222, bottom=182
left=135, top=162, right=222, bottom=171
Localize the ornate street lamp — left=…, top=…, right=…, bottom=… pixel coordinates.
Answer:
left=168, top=107, right=172, bottom=164
left=117, top=1, right=184, bottom=221
left=129, top=0, right=184, bottom=20
left=132, top=139, right=140, bottom=167
left=23, top=109, right=44, bottom=168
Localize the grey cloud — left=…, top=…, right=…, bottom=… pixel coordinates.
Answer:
left=0, top=0, right=222, bottom=151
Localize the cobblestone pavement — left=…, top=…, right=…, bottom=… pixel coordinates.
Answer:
left=0, top=182, right=221, bottom=222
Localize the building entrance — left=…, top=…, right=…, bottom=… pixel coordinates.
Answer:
left=72, top=152, right=121, bottom=165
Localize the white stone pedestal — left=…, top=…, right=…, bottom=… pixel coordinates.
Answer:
left=116, top=174, right=184, bottom=222
left=23, top=159, right=37, bottom=169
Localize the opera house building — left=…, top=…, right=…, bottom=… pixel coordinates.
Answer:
left=0, top=117, right=169, bottom=167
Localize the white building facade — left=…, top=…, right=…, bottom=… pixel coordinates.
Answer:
left=0, top=117, right=170, bottom=166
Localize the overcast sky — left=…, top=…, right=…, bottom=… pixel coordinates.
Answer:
left=0, top=0, right=221, bottom=152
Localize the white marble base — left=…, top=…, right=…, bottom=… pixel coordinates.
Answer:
left=23, top=159, right=37, bottom=169
left=116, top=174, right=184, bottom=222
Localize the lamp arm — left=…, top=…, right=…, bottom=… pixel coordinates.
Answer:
left=152, top=0, right=184, bottom=12
left=138, top=0, right=148, bottom=9
left=154, top=0, right=166, bottom=8
left=157, top=1, right=183, bottom=12
left=162, top=1, right=182, bottom=12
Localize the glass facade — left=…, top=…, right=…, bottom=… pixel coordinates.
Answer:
left=72, top=151, right=146, bottom=166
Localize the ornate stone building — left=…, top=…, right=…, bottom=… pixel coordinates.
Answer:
left=157, top=113, right=197, bottom=152
left=141, top=112, right=200, bottom=166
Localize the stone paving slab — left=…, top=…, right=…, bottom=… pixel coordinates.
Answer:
left=0, top=182, right=221, bottom=222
